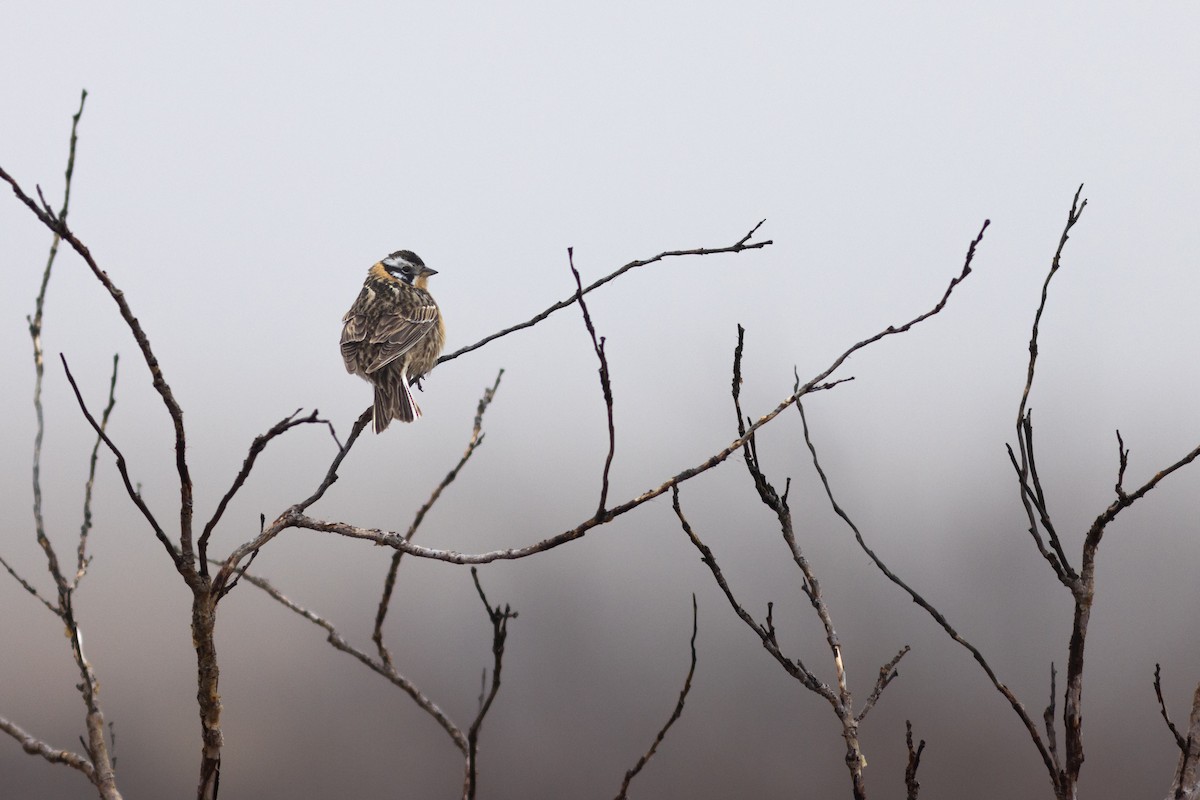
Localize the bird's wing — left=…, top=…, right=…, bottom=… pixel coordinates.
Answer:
left=340, top=299, right=370, bottom=372
left=340, top=289, right=376, bottom=374
left=364, top=303, right=439, bottom=373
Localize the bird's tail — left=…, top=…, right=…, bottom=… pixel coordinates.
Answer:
left=373, top=369, right=421, bottom=432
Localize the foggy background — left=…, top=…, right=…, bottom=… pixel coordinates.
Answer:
left=3, top=3, right=1199, bottom=798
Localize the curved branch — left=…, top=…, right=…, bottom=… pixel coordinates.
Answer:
left=614, top=594, right=698, bottom=800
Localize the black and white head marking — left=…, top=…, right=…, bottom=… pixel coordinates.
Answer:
left=381, top=250, right=427, bottom=285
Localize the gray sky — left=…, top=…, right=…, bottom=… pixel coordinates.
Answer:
left=3, top=3, right=1199, bottom=798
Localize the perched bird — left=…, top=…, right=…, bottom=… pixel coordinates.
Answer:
left=341, top=250, right=445, bottom=432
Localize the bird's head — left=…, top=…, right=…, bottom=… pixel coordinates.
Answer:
left=381, top=250, right=438, bottom=289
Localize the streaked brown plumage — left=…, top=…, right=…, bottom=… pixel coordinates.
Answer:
left=341, top=250, right=445, bottom=432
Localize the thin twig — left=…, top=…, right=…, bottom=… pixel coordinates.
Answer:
left=60, top=355, right=179, bottom=566
left=75, top=353, right=119, bottom=586
left=856, top=646, right=911, bottom=724
left=672, top=487, right=826, bottom=694
left=904, top=720, right=926, bottom=800
left=212, top=408, right=372, bottom=599
left=374, top=371, right=503, bottom=666
left=798, top=399, right=1061, bottom=783
left=0, top=553, right=56, bottom=612
left=1011, top=185, right=1087, bottom=582
left=1156, top=664, right=1188, bottom=751
left=22, top=90, right=89, bottom=604
left=1044, top=663, right=1059, bottom=764
left=615, top=595, right=699, bottom=800
left=6, top=91, right=122, bottom=800
left=226, top=565, right=469, bottom=754
left=568, top=248, right=616, bottom=517
left=437, top=221, right=772, bottom=366
left=465, top=568, right=517, bottom=800
left=1114, top=430, right=1130, bottom=501
left=198, top=408, right=327, bottom=575
left=734, top=329, right=870, bottom=798
left=1, top=162, right=196, bottom=563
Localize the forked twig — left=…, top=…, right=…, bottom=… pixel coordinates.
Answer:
left=856, top=647, right=910, bottom=724
left=374, top=371, right=504, bottom=666
left=465, top=567, right=517, bottom=800
left=437, top=221, right=772, bottom=365
left=198, top=407, right=329, bottom=573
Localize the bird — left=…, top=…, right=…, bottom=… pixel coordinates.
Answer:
left=341, top=249, right=445, bottom=432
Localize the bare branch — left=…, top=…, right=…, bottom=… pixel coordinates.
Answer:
left=1167, top=678, right=1200, bottom=798
left=1156, top=664, right=1188, bottom=752
left=465, top=568, right=517, bottom=799
left=1011, top=185, right=1088, bottom=582
left=212, top=408, right=372, bottom=598
left=615, top=594, right=699, bottom=800
left=568, top=248, right=616, bottom=517
left=1, top=163, right=196, bottom=564
left=1017, top=185, right=1087, bottom=423
left=797, top=219, right=988, bottom=396
left=22, top=90, right=89, bottom=600
left=198, top=407, right=327, bottom=575
left=798, top=400, right=1061, bottom=784
left=5, top=92, right=122, bottom=800
left=226, top=565, right=468, bottom=755
left=1115, top=429, right=1130, bottom=501
left=1088, top=439, right=1200, bottom=532
left=223, top=220, right=986, bottom=573
left=1005, top=437, right=1068, bottom=581
left=374, top=371, right=503, bottom=665
left=0, top=553, right=56, bottom=613
left=905, top=720, right=926, bottom=800
left=60, top=355, right=179, bottom=566
left=75, top=353, right=119, bottom=586
left=437, top=220, right=772, bottom=366
left=855, top=646, right=910, bottom=724
left=672, top=487, right=827, bottom=695
left=0, top=715, right=96, bottom=782
left=735, top=330, right=872, bottom=797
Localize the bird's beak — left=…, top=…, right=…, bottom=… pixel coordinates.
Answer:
left=422, top=267, right=438, bottom=277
